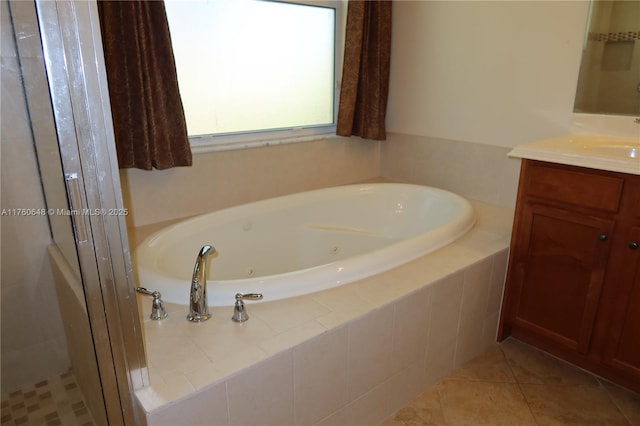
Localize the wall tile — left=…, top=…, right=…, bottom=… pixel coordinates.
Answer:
left=250, top=296, right=330, bottom=334
left=381, top=133, right=520, bottom=209
left=455, top=257, right=496, bottom=367
left=486, top=248, right=509, bottom=318
left=147, top=381, right=228, bottom=426
left=343, top=379, right=398, bottom=426
left=459, top=257, right=493, bottom=333
left=1, top=57, right=32, bottom=145
left=427, top=272, right=464, bottom=352
left=1, top=10, right=68, bottom=392
left=424, top=272, right=464, bottom=384
left=4, top=0, right=43, bottom=59
left=1, top=1, right=16, bottom=59
left=386, top=360, right=430, bottom=412
left=314, top=406, right=349, bottom=426
left=121, top=137, right=381, bottom=228
left=0, top=339, right=68, bottom=393
left=347, top=304, right=395, bottom=400
left=227, top=350, right=294, bottom=426
left=293, top=326, right=348, bottom=425
left=391, top=286, right=431, bottom=373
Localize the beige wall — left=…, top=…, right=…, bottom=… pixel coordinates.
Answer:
left=381, top=1, right=591, bottom=208
left=386, top=1, right=589, bottom=148
left=0, top=0, right=69, bottom=393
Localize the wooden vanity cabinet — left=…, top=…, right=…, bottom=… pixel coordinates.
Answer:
left=498, top=159, right=640, bottom=393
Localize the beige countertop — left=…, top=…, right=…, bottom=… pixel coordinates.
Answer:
left=508, top=133, right=640, bottom=175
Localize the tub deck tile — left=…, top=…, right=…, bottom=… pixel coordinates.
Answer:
left=135, top=200, right=515, bottom=422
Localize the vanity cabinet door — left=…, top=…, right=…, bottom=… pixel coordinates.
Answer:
left=602, top=226, right=640, bottom=379
left=499, top=160, right=640, bottom=393
left=506, top=203, right=615, bottom=354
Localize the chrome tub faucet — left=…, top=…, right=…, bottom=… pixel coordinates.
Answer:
left=187, top=244, right=217, bottom=322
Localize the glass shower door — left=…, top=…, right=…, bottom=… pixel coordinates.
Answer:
left=7, top=1, right=149, bottom=424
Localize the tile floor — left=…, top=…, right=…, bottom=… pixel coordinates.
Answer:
left=2, top=338, right=638, bottom=426
left=382, top=338, right=640, bottom=425
left=0, top=370, right=95, bottom=426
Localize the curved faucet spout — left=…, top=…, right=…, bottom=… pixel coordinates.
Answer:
left=187, top=244, right=217, bottom=322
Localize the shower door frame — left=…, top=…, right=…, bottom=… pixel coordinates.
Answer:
left=34, top=1, right=148, bottom=424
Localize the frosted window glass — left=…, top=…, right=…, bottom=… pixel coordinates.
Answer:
left=165, top=0, right=336, bottom=137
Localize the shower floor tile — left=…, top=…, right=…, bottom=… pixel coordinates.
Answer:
left=382, top=338, right=640, bottom=425
left=1, top=370, right=95, bottom=426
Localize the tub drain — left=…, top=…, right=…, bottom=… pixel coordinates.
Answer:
left=246, top=268, right=255, bottom=277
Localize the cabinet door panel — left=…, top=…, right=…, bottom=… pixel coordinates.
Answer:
left=510, top=204, right=614, bottom=353
left=604, top=226, right=640, bottom=377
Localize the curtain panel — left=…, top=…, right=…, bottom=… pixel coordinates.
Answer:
left=337, top=0, right=392, bottom=141
left=97, top=1, right=192, bottom=170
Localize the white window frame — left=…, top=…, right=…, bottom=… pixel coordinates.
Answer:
left=170, top=0, right=346, bottom=153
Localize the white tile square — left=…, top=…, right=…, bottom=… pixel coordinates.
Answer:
left=486, top=249, right=509, bottom=318
left=427, top=271, right=464, bottom=352
left=293, top=326, right=349, bottom=425
left=343, top=377, right=397, bottom=426
left=347, top=304, right=395, bottom=400
left=227, top=350, right=294, bottom=426
left=459, top=257, right=493, bottom=333
left=146, top=380, right=228, bottom=426
left=391, top=286, right=431, bottom=372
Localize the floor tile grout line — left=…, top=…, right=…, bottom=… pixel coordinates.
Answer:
left=433, top=381, right=448, bottom=425
left=499, top=344, right=541, bottom=426
left=598, top=378, right=634, bottom=426
left=384, top=340, right=639, bottom=426
left=515, top=381, right=541, bottom=426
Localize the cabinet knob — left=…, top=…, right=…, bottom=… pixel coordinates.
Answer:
left=598, top=233, right=608, bottom=241
left=630, top=242, right=639, bottom=250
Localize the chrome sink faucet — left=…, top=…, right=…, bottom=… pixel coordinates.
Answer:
left=187, top=245, right=217, bottom=322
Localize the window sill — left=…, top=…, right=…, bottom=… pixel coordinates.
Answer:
left=190, top=131, right=345, bottom=154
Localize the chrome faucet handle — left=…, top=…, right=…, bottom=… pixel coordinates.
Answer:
left=231, top=293, right=263, bottom=323
left=135, top=287, right=168, bottom=320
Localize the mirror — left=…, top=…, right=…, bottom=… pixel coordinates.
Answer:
left=573, top=0, right=640, bottom=115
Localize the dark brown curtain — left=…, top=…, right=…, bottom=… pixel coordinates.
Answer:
left=98, top=1, right=192, bottom=170
left=337, top=1, right=392, bottom=141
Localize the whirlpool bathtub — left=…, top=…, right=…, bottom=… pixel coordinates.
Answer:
left=135, top=183, right=476, bottom=306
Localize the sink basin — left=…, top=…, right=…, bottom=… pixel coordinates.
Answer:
left=508, top=133, right=640, bottom=175
left=579, top=142, right=640, bottom=159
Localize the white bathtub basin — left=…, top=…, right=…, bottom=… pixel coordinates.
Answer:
left=134, top=183, right=476, bottom=306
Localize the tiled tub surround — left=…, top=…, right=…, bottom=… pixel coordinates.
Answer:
left=381, top=133, right=522, bottom=210
left=120, top=136, right=381, bottom=229
left=134, top=200, right=513, bottom=426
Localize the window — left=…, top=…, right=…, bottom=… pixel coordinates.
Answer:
left=164, top=0, right=341, bottom=150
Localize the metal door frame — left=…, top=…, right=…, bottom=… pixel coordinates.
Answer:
left=33, top=1, right=148, bottom=424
